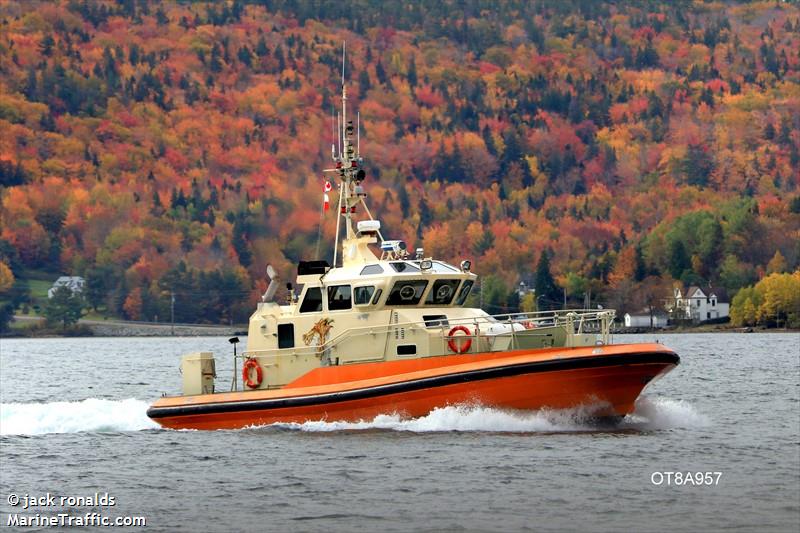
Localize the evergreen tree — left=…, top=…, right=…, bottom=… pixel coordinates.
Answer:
left=407, top=56, right=418, bottom=87
left=534, top=250, right=560, bottom=309
left=237, top=46, right=253, bottom=67
left=375, top=60, right=386, bottom=84
left=256, top=37, right=269, bottom=57
left=668, top=240, right=691, bottom=279
left=44, top=285, right=84, bottom=329
left=683, top=144, right=714, bottom=187
left=397, top=187, right=410, bottom=218
left=358, top=69, right=371, bottom=95
left=231, top=217, right=252, bottom=267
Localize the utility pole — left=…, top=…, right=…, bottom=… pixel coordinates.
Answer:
left=170, top=290, right=175, bottom=336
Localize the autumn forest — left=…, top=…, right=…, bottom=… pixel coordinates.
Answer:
left=1, top=0, right=799, bottom=329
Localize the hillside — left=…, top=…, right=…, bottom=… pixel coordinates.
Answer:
left=1, top=0, right=799, bottom=325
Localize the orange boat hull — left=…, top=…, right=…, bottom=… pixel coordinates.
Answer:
left=147, top=343, right=678, bottom=430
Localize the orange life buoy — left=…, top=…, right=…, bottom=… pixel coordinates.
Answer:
left=447, top=325, right=473, bottom=354
left=522, top=320, right=536, bottom=329
left=242, top=358, right=263, bottom=389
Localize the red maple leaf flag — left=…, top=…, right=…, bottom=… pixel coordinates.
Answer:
left=323, top=180, right=332, bottom=211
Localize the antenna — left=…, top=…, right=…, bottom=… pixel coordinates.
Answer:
left=331, top=106, right=336, bottom=159
left=319, top=41, right=371, bottom=267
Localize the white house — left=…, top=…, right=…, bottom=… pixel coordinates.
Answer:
left=624, top=311, right=669, bottom=328
left=48, top=276, right=86, bottom=298
left=668, top=286, right=730, bottom=323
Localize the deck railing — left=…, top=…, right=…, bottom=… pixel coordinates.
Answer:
left=238, top=309, right=615, bottom=364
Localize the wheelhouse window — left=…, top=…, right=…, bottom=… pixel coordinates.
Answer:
left=371, top=288, right=383, bottom=305
left=360, top=264, right=384, bottom=275
left=386, top=280, right=428, bottom=305
left=390, top=262, right=420, bottom=273
left=299, top=287, right=323, bottom=313
left=455, top=280, right=474, bottom=306
left=354, top=286, right=375, bottom=306
left=411, top=261, right=460, bottom=273
left=425, top=279, right=460, bottom=305
left=327, top=285, right=352, bottom=311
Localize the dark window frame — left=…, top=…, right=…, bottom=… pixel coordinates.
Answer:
left=354, top=285, right=375, bottom=306
left=455, top=280, right=474, bottom=306
left=386, top=280, right=429, bottom=306
left=299, top=287, right=323, bottom=313
left=327, top=284, right=352, bottom=311
left=371, top=288, right=383, bottom=305
left=425, top=279, right=460, bottom=305
left=278, top=323, right=295, bottom=348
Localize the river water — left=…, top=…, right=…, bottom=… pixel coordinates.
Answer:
left=0, top=333, right=798, bottom=532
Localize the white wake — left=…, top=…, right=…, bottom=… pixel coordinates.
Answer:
left=0, top=398, right=159, bottom=436
left=621, top=396, right=711, bottom=430
left=276, top=397, right=710, bottom=433
left=0, top=396, right=708, bottom=436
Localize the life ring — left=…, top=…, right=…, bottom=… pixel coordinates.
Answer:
left=447, top=325, right=473, bottom=354
left=242, top=358, right=263, bottom=389
left=522, top=321, right=536, bottom=329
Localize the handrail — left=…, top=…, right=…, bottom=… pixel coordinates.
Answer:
left=241, top=309, right=616, bottom=360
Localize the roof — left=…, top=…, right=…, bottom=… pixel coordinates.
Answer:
left=678, top=285, right=729, bottom=303
left=685, top=286, right=705, bottom=298
left=53, top=276, right=85, bottom=285
left=708, top=287, right=729, bottom=302
left=626, top=309, right=668, bottom=318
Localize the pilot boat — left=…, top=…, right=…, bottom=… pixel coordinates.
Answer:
left=147, top=69, right=679, bottom=431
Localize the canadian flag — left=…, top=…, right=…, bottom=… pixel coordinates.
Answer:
left=323, top=180, right=332, bottom=211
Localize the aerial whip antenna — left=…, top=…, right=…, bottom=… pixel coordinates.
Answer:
left=320, top=41, right=370, bottom=266
left=331, top=106, right=336, bottom=159
left=337, top=112, right=341, bottom=156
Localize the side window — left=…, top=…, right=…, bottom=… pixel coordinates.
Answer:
left=422, top=315, right=449, bottom=328
left=327, top=285, right=352, bottom=311
left=396, top=344, right=417, bottom=356
left=299, top=287, right=323, bottom=313
left=455, top=280, right=474, bottom=306
left=278, top=324, right=294, bottom=348
left=354, top=286, right=375, bottom=305
left=425, top=279, right=460, bottom=305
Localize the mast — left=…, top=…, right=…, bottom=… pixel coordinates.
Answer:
left=324, top=42, right=367, bottom=265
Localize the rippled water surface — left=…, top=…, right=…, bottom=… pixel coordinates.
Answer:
left=1, top=333, right=798, bottom=532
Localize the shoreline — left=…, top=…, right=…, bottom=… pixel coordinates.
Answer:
left=5, top=315, right=796, bottom=338
left=4, top=315, right=243, bottom=338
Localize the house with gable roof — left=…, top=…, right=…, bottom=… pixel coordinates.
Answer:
left=667, top=285, right=730, bottom=323
left=47, top=276, right=86, bottom=298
